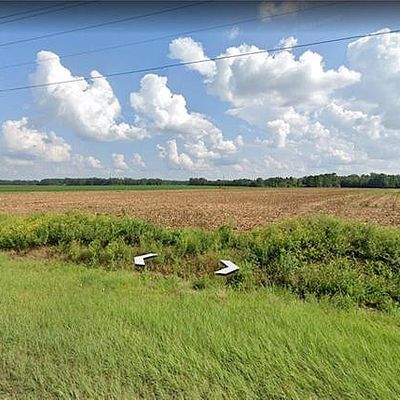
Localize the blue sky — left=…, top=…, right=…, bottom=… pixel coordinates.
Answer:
left=1, top=1, right=400, bottom=180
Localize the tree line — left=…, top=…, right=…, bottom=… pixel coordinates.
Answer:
left=189, top=173, right=400, bottom=188
left=1, top=173, right=400, bottom=188
left=0, top=178, right=173, bottom=186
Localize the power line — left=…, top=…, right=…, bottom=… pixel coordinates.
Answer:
left=0, top=2, right=209, bottom=49
left=0, top=2, right=69, bottom=20
left=1, top=28, right=398, bottom=94
left=0, top=2, right=95, bottom=26
left=0, top=1, right=338, bottom=71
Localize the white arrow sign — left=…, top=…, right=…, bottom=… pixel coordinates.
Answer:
left=134, top=253, right=158, bottom=267
left=215, top=259, right=239, bottom=276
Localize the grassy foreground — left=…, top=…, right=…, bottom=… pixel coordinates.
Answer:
left=1, top=253, right=400, bottom=399
left=1, top=213, right=400, bottom=310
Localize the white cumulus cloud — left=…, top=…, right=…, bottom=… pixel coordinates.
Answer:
left=267, top=120, right=290, bottom=148
left=168, top=33, right=400, bottom=173
left=4, top=27, right=400, bottom=178
left=169, top=38, right=360, bottom=128
left=347, top=28, right=400, bottom=129
left=30, top=50, right=147, bottom=142
left=131, top=74, right=240, bottom=168
left=157, top=139, right=204, bottom=170
left=112, top=153, right=129, bottom=171
left=73, top=154, right=103, bottom=170
left=278, top=36, right=298, bottom=49
left=168, top=37, right=216, bottom=78
left=86, top=156, right=103, bottom=169
left=2, top=117, right=71, bottom=162
left=132, top=153, right=146, bottom=168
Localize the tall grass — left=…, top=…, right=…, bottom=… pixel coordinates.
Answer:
left=1, top=254, right=400, bottom=399
left=1, top=213, right=400, bottom=310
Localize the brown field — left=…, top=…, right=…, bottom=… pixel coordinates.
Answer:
left=1, top=187, right=400, bottom=230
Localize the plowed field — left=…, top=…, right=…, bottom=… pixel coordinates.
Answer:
left=1, top=188, right=399, bottom=230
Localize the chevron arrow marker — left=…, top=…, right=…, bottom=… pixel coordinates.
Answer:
left=215, top=259, right=239, bottom=276
left=134, top=253, right=158, bottom=267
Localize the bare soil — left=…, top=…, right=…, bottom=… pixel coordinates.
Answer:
left=1, top=188, right=399, bottom=230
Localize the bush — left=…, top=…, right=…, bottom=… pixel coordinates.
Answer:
left=1, top=212, right=400, bottom=310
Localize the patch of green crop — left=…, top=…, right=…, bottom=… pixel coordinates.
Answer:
left=0, top=185, right=219, bottom=193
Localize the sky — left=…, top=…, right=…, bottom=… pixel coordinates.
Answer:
left=0, top=1, right=400, bottom=180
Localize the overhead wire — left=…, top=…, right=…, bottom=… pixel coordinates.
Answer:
left=0, top=2, right=95, bottom=26
left=0, top=2, right=72, bottom=21
left=0, top=1, right=338, bottom=71
left=1, top=28, right=398, bottom=94
left=0, top=1, right=210, bottom=49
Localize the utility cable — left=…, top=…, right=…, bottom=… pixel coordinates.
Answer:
left=1, top=28, right=398, bottom=94
left=0, top=2, right=95, bottom=26
left=0, top=1, right=338, bottom=71
left=0, top=1, right=210, bottom=49
left=0, top=2, right=72, bottom=20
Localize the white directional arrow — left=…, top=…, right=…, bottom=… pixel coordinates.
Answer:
left=215, top=259, right=239, bottom=276
left=134, top=253, right=158, bottom=267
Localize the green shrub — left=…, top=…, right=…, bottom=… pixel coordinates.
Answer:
left=1, top=212, right=400, bottom=310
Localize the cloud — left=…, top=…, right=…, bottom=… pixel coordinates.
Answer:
left=259, top=1, right=304, bottom=21
left=1, top=117, right=107, bottom=176
left=112, top=153, right=129, bottom=171
left=210, top=44, right=359, bottom=119
left=168, top=33, right=400, bottom=173
left=30, top=50, right=147, bottom=142
left=168, top=37, right=216, bottom=78
left=2, top=156, right=34, bottom=166
left=2, top=49, right=240, bottom=176
left=132, top=153, right=146, bottom=168
left=73, top=154, right=103, bottom=170
left=1, top=117, right=71, bottom=162
left=263, top=155, right=290, bottom=171
left=267, top=120, right=290, bottom=148
left=278, top=36, right=298, bottom=49
left=227, top=26, right=240, bottom=40
left=170, top=39, right=359, bottom=128
left=131, top=74, right=240, bottom=168
left=86, top=156, right=103, bottom=169
left=347, top=28, right=400, bottom=129
left=231, top=158, right=250, bottom=173
left=157, top=140, right=196, bottom=169
left=261, top=107, right=370, bottom=167
left=4, top=28, right=400, bottom=179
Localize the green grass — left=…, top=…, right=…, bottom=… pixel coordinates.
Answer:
left=1, top=213, right=400, bottom=310
left=0, top=185, right=227, bottom=192
left=1, top=253, right=400, bottom=399
left=0, top=185, right=381, bottom=193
